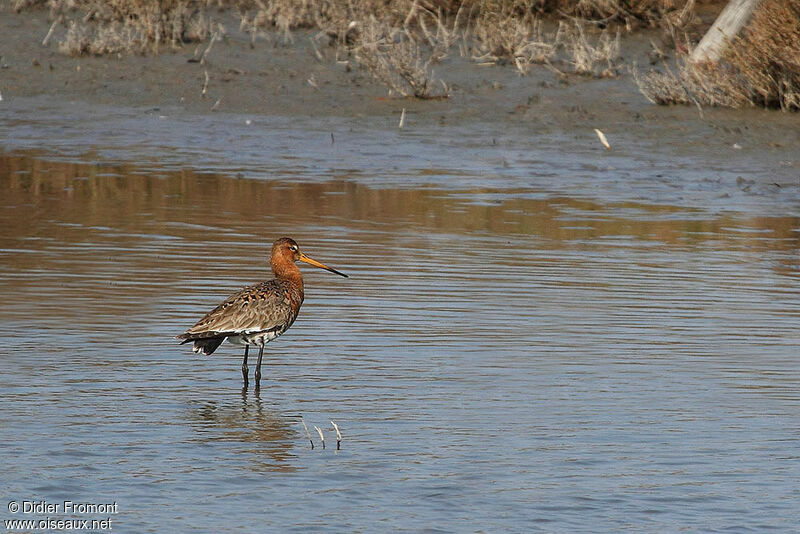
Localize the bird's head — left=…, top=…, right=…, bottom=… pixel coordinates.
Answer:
left=271, top=237, right=348, bottom=278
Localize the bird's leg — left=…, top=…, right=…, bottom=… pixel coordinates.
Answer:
left=242, top=345, right=249, bottom=386
left=254, top=345, right=265, bottom=389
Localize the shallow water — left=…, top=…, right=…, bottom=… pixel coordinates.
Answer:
left=1, top=103, right=800, bottom=532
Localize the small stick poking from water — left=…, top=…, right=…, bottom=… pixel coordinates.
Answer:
left=201, top=70, right=209, bottom=97
left=331, top=420, right=342, bottom=450
left=200, top=28, right=219, bottom=65
left=211, top=98, right=221, bottom=111
left=594, top=128, right=611, bottom=150
left=310, top=36, right=324, bottom=62
left=42, top=17, right=61, bottom=47
left=314, top=425, right=326, bottom=449
left=398, top=108, right=406, bottom=129
left=300, top=415, right=314, bottom=449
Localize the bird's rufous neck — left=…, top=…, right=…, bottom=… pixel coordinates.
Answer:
left=271, top=258, right=304, bottom=288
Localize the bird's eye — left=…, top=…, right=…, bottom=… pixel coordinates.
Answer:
left=290, top=246, right=298, bottom=252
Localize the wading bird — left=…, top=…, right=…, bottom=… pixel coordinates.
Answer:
left=177, top=237, right=348, bottom=388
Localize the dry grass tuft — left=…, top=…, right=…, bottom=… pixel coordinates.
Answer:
left=474, top=0, right=698, bottom=27
left=237, top=1, right=454, bottom=98
left=354, top=16, right=449, bottom=99
left=415, top=3, right=470, bottom=61
left=633, top=61, right=743, bottom=109
left=242, top=0, right=347, bottom=43
left=470, top=7, right=621, bottom=77
left=34, top=0, right=228, bottom=55
left=241, top=0, right=418, bottom=38
left=472, top=6, right=558, bottom=75
left=724, top=0, right=800, bottom=110
left=561, top=21, right=621, bottom=77
left=636, top=0, right=800, bottom=111
left=11, top=0, right=49, bottom=11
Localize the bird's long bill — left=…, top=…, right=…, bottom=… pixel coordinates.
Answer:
left=299, top=253, right=349, bottom=278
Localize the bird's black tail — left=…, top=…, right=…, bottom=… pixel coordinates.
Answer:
left=192, top=337, right=224, bottom=355
left=177, top=335, right=224, bottom=355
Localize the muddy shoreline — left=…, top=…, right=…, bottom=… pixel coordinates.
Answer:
left=1, top=7, right=799, bottom=199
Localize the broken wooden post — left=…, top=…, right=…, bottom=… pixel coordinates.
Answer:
left=690, top=0, right=763, bottom=63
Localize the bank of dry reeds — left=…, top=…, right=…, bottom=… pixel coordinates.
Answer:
left=471, top=0, right=698, bottom=26
left=15, top=0, right=230, bottom=54
left=18, top=1, right=696, bottom=56
left=14, top=1, right=800, bottom=111
left=636, top=0, right=800, bottom=111
left=353, top=16, right=450, bottom=99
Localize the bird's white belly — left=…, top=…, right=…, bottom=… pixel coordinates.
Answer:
left=226, top=330, right=281, bottom=347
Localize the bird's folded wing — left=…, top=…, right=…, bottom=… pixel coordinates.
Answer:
left=178, top=281, right=293, bottom=339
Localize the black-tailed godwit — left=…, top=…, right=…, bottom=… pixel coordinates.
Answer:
left=177, top=237, right=347, bottom=388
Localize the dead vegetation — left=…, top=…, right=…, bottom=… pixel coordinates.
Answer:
left=471, top=6, right=559, bottom=74
left=354, top=16, right=450, bottom=99
left=561, top=21, right=621, bottom=77
left=636, top=0, right=800, bottom=111
left=468, top=0, right=700, bottom=28
left=11, top=1, right=800, bottom=110
left=17, top=0, right=225, bottom=55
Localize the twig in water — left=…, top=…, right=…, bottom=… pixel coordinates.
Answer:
left=398, top=108, right=406, bottom=129
left=211, top=98, right=221, bottom=111
left=310, top=36, right=324, bottom=62
left=314, top=425, right=325, bottom=449
left=201, top=70, right=209, bottom=97
left=43, top=16, right=61, bottom=47
left=201, top=27, right=219, bottom=65
left=594, top=128, right=611, bottom=150
left=331, top=420, right=342, bottom=450
left=300, top=415, right=314, bottom=449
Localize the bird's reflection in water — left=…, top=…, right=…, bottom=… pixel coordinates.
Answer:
left=191, top=388, right=300, bottom=472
